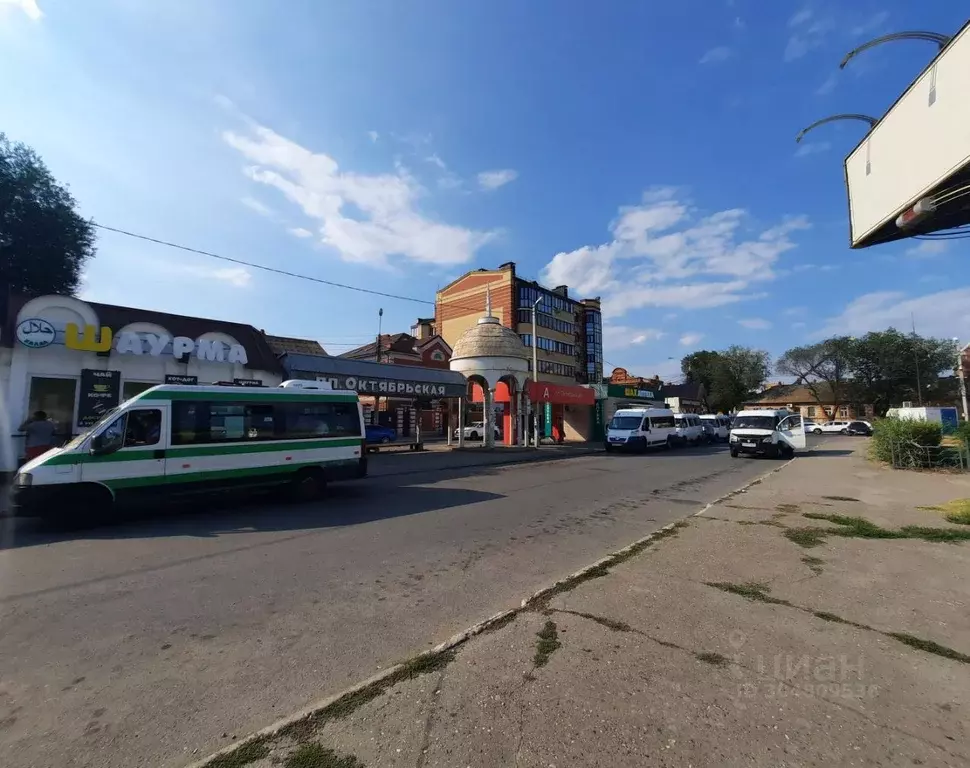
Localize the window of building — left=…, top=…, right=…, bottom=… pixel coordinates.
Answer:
left=123, top=381, right=156, bottom=401
left=838, top=406, right=850, bottom=419
left=806, top=406, right=816, bottom=417
left=429, top=349, right=445, bottom=361
left=26, top=376, right=76, bottom=437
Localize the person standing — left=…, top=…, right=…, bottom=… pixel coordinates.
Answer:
left=20, top=411, right=57, bottom=461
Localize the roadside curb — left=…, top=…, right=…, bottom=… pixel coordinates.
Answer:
left=184, top=456, right=795, bottom=768
left=369, top=446, right=603, bottom=479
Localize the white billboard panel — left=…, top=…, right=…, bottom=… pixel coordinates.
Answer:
left=845, top=22, right=970, bottom=247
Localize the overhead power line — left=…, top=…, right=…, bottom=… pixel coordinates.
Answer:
left=93, top=223, right=435, bottom=306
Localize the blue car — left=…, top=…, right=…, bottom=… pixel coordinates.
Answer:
left=365, top=424, right=398, bottom=444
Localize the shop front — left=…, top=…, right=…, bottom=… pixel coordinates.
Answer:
left=526, top=381, right=596, bottom=442
left=1, top=293, right=284, bottom=470
left=279, top=353, right=467, bottom=439
left=604, top=383, right=667, bottom=425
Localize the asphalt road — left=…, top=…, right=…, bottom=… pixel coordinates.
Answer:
left=0, top=443, right=778, bottom=768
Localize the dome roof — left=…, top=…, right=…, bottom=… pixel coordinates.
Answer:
left=451, top=315, right=528, bottom=360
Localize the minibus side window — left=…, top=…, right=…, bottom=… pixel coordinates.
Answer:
left=124, top=410, right=161, bottom=447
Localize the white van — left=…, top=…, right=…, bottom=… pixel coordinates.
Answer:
left=12, top=382, right=367, bottom=522
left=674, top=413, right=704, bottom=446
left=700, top=414, right=731, bottom=442
left=729, top=409, right=806, bottom=459
left=605, top=407, right=677, bottom=452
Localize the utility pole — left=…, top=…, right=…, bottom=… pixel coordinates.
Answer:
left=912, top=313, right=924, bottom=406
left=532, top=296, right=542, bottom=448
left=956, top=340, right=969, bottom=423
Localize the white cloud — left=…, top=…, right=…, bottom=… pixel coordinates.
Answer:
left=792, top=321, right=807, bottom=329
left=241, top=196, right=274, bottom=217
left=540, top=187, right=808, bottom=319
left=738, top=317, right=772, bottom=330
left=367, top=131, right=379, bottom=143
left=0, top=0, right=42, bottom=21
left=223, top=122, right=496, bottom=267
left=817, top=287, right=970, bottom=339
left=603, top=326, right=664, bottom=350
left=851, top=11, right=889, bottom=37
left=815, top=72, right=838, bottom=96
left=794, top=141, right=830, bottom=158
left=789, top=8, right=813, bottom=27
left=785, top=9, right=832, bottom=61
left=699, top=46, right=732, bottom=65
left=477, top=169, right=518, bottom=191
left=289, top=227, right=313, bottom=238
left=178, top=265, right=252, bottom=288
left=784, top=306, right=807, bottom=316
left=680, top=332, right=704, bottom=347
left=906, top=240, right=948, bottom=258
left=426, top=154, right=447, bottom=170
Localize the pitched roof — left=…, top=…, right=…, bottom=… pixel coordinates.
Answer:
left=339, top=333, right=419, bottom=360
left=264, top=334, right=327, bottom=356
left=746, top=382, right=837, bottom=405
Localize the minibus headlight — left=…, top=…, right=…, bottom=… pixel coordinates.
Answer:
left=761, top=436, right=773, bottom=444
left=14, top=472, right=32, bottom=487
left=729, top=434, right=738, bottom=442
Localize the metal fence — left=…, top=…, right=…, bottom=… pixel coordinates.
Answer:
left=889, top=438, right=970, bottom=471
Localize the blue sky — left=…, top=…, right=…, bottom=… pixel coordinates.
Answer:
left=1, top=0, right=967, bottom=382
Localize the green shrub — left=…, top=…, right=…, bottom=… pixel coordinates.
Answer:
left=954, top=421, right=970, bottom=446
left=870, top=417, right=942, bottom=466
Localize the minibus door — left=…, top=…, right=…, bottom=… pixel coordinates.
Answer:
left=777, top=414, right=807, bottom=452
left=82, top=405, right=169, bottom=497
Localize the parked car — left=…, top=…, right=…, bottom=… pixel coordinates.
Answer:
left=455, top=421, right=501, bottom=441
left=699, top=414, right=731, bottom=442
left=365, top=424, right=398, bottom=444
left=674, top=413, right=705, bottom=446
left=810, top=420, right=852, bottom=435
left=846, top=420, right=873, bottom=436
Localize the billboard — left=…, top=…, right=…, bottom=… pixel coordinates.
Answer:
left=845, top=21, right=970, bottom=248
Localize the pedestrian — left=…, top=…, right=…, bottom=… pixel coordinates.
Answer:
left=20, top=410, right=57, bottom=461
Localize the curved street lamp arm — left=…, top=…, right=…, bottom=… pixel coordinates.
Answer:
left=795, top=114, right=877, bottom=143
left=840, top=31, right=951, bottom=70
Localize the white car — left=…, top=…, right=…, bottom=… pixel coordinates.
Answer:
left=674, top=413, right=705, bottom=446
left=810, top=420, right=853, bottom=435
left=454, top=421, right=501, bottom=441
left=699, top=414, right=731, bottom=442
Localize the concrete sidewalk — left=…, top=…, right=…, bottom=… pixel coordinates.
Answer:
left=194, top=440, right=970, bottom=767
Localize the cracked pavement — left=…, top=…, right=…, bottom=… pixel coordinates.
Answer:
left=204, top=438, right=970, bottom=767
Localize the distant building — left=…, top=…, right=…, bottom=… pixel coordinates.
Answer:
left=336, top=324, right=454, bottom=436
left=664, top=382, right=706, bottom=414
left=744, top=383, right=874, bottom=421
left=434, top=261, right=603, bottom=386
left=435, top=263, right=600, bottom=441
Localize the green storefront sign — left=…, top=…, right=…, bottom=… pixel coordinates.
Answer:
left=607, top=384, right=663, bottom=401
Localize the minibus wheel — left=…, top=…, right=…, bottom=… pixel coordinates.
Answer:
left=290, top=467, right=326, bottom=502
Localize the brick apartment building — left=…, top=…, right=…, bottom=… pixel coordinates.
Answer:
left=435, top=262, right=601, bottom=440
left=434, top=262, right=603, bottom=386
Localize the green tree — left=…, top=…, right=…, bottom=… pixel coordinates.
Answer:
left=776, top=337, right=855, bottom=419
left=682, top=346, right=770, bottom=413
left=849, top=329, right=958, bottom=414
left=0, top=133, right=95, bottom=297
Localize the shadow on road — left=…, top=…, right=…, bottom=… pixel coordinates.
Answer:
left=0, top=481, right=504, bottom=550
left=1, top=441, right=740, bottom=550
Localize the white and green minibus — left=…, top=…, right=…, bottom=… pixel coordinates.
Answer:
left=12, top=381, right=367, bottom=519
